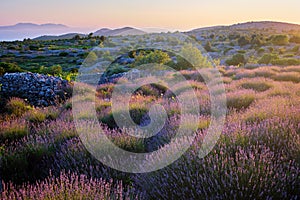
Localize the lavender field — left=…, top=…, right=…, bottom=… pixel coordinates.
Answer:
left=0, top=64, right=299, bottom=199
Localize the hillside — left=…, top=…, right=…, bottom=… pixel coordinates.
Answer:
left=189, top=21, right=300, bottom=33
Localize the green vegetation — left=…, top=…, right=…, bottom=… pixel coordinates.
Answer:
left=6, top=98, right=32, bottom=117
left=0, top=62, right=24, bottom=75
left=225, top=54, right=246, bottom=66
left=134, top=50, right=171, bottom=66
left=258, top=54, right=279, bottom=64
left=270, top=34, right=289, bottom=46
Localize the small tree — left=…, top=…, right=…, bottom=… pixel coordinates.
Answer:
left=100, top=36, right=106, bottom=43
left=88, top=33, right=93, bottom=38
left=73, top=34, right=81, bottom=40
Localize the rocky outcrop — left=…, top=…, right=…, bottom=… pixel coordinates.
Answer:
left=0, top=72, right=72, bottom=107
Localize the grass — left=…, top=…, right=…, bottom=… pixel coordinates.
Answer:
left=26, top=110, right=47, bottom=123
left=6, top=97, right=32, bottom=117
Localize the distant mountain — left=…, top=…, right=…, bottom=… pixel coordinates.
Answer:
left=0, top=23, right=68, bottom=30
left=34, top=33, right=86, bottom=41
left=189, top=21, right=300, bottom=33
left=0, top=23, right=89, bottom=41
left=33, top=27, right=146, bottom=41
left=94, top=27, right=146, bottom=36
left=94, top=28, right=113, bottom=36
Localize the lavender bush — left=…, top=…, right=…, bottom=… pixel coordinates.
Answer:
left=0, top=65, right=299, bottom=199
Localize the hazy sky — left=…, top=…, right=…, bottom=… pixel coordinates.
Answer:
left=1, top=0, right=300, bottom=31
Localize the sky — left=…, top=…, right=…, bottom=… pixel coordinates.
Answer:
left=1, top=0, right=300, bottom=31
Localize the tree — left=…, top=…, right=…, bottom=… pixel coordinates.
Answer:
left=100, top=36, right=106, bottom=43
left=73, top=34, right=81, bottom=40
left=88, top=33, right=93, bottom=38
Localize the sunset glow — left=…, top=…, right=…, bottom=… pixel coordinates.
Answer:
left=1, top=0, right=300, bottom=30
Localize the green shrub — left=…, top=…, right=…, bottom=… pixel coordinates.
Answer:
left=105, top=65, right=128, bottom=77
left=134, top=50, right=171, bottom=67
left=6, top=98, right=32, bottom=117
left=257, top=54, right=279, bottom=64
left=271, top=35, right=289, bottom=45
left=238, top=36, right=251, bottom=46
left=271, top=58, right=300, bottom=66
left=290, top=45, right=299, bottom=53
left=283, top=54, right=295, bottom=58
left=225, top=54, right=246, bottom=66
left=0, top=62, right=23, bottom=75
left=39, top=65, right=62, bottom=76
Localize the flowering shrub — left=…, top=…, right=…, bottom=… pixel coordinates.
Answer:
left=1, top=172, right=142, bottom=200
left=239, top=79, right=273, bottom=92
left=1, top=65, right=300, bottom=199
left=226, top=90, right=256, bottom=110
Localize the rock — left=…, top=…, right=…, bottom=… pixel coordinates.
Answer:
left=0, top=72, right=72, bottom=107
